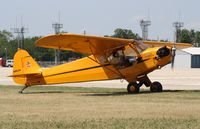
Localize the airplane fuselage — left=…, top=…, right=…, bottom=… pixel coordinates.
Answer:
left=22, top=46, right=171, bottom=86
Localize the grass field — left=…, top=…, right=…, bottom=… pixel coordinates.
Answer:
left=0, top=85, right=200, bottom=129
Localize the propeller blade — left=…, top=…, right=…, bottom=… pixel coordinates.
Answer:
left=171, top=47, right=176, bottom=69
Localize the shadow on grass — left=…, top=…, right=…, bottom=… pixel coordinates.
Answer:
left=82, top=90, right=200, bottom=96
left=20, top=91, right=102, bottom=94
left=19, top=89, right=200, bottom=96
left=21, top=91, right=130, bottom=96
left=82, top=91, right=155, bottom=96
left=21, top=91, right=65, bottom=94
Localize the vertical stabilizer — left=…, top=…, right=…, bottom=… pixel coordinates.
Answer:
left=13, top=49, right=42, bottom=85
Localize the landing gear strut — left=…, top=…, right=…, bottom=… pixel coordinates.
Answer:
left=127, top=75, right=163, bottom=94
left=18, top=85, right=29, bottom=94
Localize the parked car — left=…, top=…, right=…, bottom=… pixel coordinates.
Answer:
left=0, top=58, right=6, bottom=67
left=6, top=59, right=14, bottom=67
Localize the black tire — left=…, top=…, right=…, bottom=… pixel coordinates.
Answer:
left=150, top=81, right=163, bottom=92
left=127, top=82, right=140, bottom=94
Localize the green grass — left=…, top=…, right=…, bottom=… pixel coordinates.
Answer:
left=0, top=85, right=200, bottom=129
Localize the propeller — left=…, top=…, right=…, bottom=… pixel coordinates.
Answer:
left=171, top=42, right=176, bottom=69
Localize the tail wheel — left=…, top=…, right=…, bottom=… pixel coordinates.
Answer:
left=150, top=81, right=163, bottom=92
left=127, top=82, right=140, bottom=94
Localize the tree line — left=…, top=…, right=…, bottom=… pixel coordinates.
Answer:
left=177, top=29, right=200, bottom=47
left=0, top=31, right=83, bottom=61
left=0, top=28, right=196, bottom=61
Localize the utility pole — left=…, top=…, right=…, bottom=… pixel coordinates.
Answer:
left=140, top=20, right=151, bottom=40
left=52, top=23, right=63, bottom=34
left=83, top=30, right=86, bottom=35
left=173, top=22, right=184, bottom=43
left=12, top=26, right=28, bottom=49
left=52, top=13, right=63, bottom=65
left=139, top=9, right=151, bottom=40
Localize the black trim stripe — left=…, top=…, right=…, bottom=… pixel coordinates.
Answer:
left=137, top=59, right=150, bottom=64
left=44, top=64, right=111, bottom=77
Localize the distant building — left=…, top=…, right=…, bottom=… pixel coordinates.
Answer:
left=165, top=47, right=200, bottom=69
left=182, top=47, right=200, bottom=68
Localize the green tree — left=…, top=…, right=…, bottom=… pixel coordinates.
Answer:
left=23, top=36, right=55, bottom=61
left=0, top=30, right=12, bottom=42
left=177, top=29, right=200, bottom=47
left=177, top=29, right=195, bottom=43
left=178, top=29, right=192, bottom=43
left=112, top=28, right=141, bottom=39
left=194, top=31, right=200, bottom=47
left=0, top=30, right=13, bottom=59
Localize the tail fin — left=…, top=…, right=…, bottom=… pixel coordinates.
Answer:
left=12, top=49, right=42, bottom=85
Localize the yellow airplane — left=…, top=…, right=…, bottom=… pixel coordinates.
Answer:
left=12, top=33, right=191, bottom=93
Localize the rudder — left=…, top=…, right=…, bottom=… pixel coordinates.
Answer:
left=13, top=49, right=42, bottom=85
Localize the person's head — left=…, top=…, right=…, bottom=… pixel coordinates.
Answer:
left=113, top=51, right=119, bottom=57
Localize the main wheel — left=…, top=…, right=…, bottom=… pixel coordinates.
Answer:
left=150, top=81, right=163, bottom=92
left=127, top=82, right=140, bottom=94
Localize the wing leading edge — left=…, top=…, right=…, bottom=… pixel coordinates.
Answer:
left=35, top=33, right=133, bottom=55
left=36, top=33, right=192, bottom=56
left=143, top=41, right=192, bottom=49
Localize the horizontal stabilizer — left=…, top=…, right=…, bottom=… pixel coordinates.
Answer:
left=9, top=72, right=41, bottom=77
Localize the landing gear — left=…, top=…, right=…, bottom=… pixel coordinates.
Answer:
left=150, top=81, right=163, bottom=92
left=127, top=82, right=140, bottom=94
left=127, top=75, right=163, bottom=94
left=18, top=85, right=29, bottom=94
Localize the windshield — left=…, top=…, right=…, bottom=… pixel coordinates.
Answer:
left=107, top=46, right=137, bottom=69
left=135, top=40, right=149, bottom=53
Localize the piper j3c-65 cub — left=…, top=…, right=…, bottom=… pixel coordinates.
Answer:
left=11, top=33, right=191, bottom=93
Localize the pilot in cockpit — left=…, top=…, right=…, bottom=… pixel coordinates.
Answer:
left=108, top=48, right=135, bottom=68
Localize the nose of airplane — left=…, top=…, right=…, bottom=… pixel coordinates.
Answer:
left=155, top=46, right=172, bottom=68
left=156, top=46, right=170, bottom=58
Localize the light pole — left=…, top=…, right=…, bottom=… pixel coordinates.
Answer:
left=52, top=23, right=63, bottom=65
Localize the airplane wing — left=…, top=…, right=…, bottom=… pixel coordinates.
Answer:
left=36, top=33, right=192, bottom=56
left=35, top=33, right=133, bottom=55
left=143, top=41, right=192, bottom=49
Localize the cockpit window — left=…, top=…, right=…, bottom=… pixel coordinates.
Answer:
left=107, top=46, right=137, bottom=69
left=135, top=40, right=149, bottom=53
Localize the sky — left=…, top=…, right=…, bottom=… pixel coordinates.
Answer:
left=0, top=0, right=200, bottom=41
